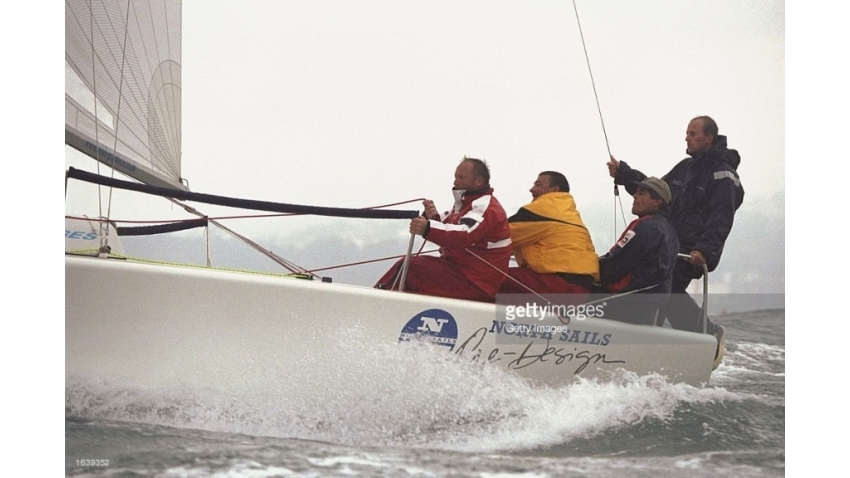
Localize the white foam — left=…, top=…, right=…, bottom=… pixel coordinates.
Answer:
left=66, top=325, right=766, bottom=453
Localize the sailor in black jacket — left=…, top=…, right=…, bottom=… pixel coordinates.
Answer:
left=597, top=178, right=679, bottom=325
left=607, top=117, right=741, bottom=365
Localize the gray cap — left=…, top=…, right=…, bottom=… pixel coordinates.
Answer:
left=630, top=177, right=672, bottom=205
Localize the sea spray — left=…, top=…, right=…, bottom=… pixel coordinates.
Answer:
left=66, top=325, right=765, bottom=454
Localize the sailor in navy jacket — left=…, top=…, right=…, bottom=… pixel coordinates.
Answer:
left=597, top=178, right=679, bottom=325
left=607, top=116, right=743, bottom=335
left=614, top=135, right=743, bottom=274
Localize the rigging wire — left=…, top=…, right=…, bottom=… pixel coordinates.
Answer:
left=164, top=198, right=318, bottom=277
left=105, top=0, right=134, bottom=223
left=308, top=248, right=439, bottom=274
left=88, top=1, right=102, bottom=221
left=87, top=0, right=133, bottom=254
left=68, top=196, right=431, bottom=278
left=572, top=0, right=610, bottom=158
left=465, top=247, right=662, bottom=325
left=463, top=248, right=570, bottom=325
left=571, top=0, right=627, bottom=237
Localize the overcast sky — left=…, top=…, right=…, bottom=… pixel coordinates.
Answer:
left=64, top=0, right=785, bottom=293
left=179, top=0, right=784, bottom=209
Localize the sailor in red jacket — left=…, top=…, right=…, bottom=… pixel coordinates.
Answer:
left=376, top=157, right=512, bottom=302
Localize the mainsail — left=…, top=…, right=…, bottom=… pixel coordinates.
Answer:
left=65, top=0, right=184, bottom=191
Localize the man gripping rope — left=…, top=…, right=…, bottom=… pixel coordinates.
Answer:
left=376, top=157, right=512, bottom=302
left=607, top=115, right=744, bottom=368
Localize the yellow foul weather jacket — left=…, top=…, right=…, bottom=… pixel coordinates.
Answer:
left=508, top=192, right=599, bottom=281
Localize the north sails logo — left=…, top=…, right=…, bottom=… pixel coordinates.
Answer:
left=417, top=317, right=448, bottom=333
left=399, top=309, right=458, bottom=350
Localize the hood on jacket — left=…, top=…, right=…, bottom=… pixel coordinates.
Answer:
left=694, top=135, right=741, bottom=171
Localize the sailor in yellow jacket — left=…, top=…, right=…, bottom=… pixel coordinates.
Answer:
left=498, top=171, right=599, bottom=302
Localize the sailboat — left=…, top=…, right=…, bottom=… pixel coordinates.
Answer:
left=65, top=0, right=718, bottom=391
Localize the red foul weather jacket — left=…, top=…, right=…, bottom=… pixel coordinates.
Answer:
left=423, top=187, right=512, bottom=298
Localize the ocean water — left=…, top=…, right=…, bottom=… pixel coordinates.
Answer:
left=65, top=309, right=784, bottom=477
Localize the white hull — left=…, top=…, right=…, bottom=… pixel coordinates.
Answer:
left=66, top=254, right=716, bottom=390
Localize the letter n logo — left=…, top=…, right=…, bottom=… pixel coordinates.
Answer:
left=418, top=317, right=448, bottom=333
left=398, top=309, right=458, bottom=350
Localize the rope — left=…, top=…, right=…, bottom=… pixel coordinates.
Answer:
left=463, top=247, right=663, bottom=325
left=571, top=0, right=627, bottom=239
left=305, top=248, right=439, bottom=274
left=463, top=248, right=575, bottom=325
left=614, top=187, right=627, bottom=240
left=572, top=0, right=610, bottom=157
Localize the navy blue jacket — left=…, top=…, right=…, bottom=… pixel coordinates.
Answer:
left=597, top=213, right=679, bottom=325
left=599, top=213, right=680, bottom=295
left=615, top=135, right=744, bottom=273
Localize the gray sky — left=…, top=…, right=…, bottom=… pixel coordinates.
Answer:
left=65, top=0, right=785, bottom=294
left=179, top=0, right=784, bottom=210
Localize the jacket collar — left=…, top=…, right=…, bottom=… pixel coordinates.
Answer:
left=689, top=135, right=741, bottom=170
left=452, top=186, right=492, bottom=210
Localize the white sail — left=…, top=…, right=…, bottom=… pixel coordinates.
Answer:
left=65, top=0, right=184, bottom=190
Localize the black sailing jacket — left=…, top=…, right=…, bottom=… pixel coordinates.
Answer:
left=599, top=213, right=679, bottom=295
left=597, top=212, right=679, bottom=325
left=615, top=135, right=744, bottom=273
